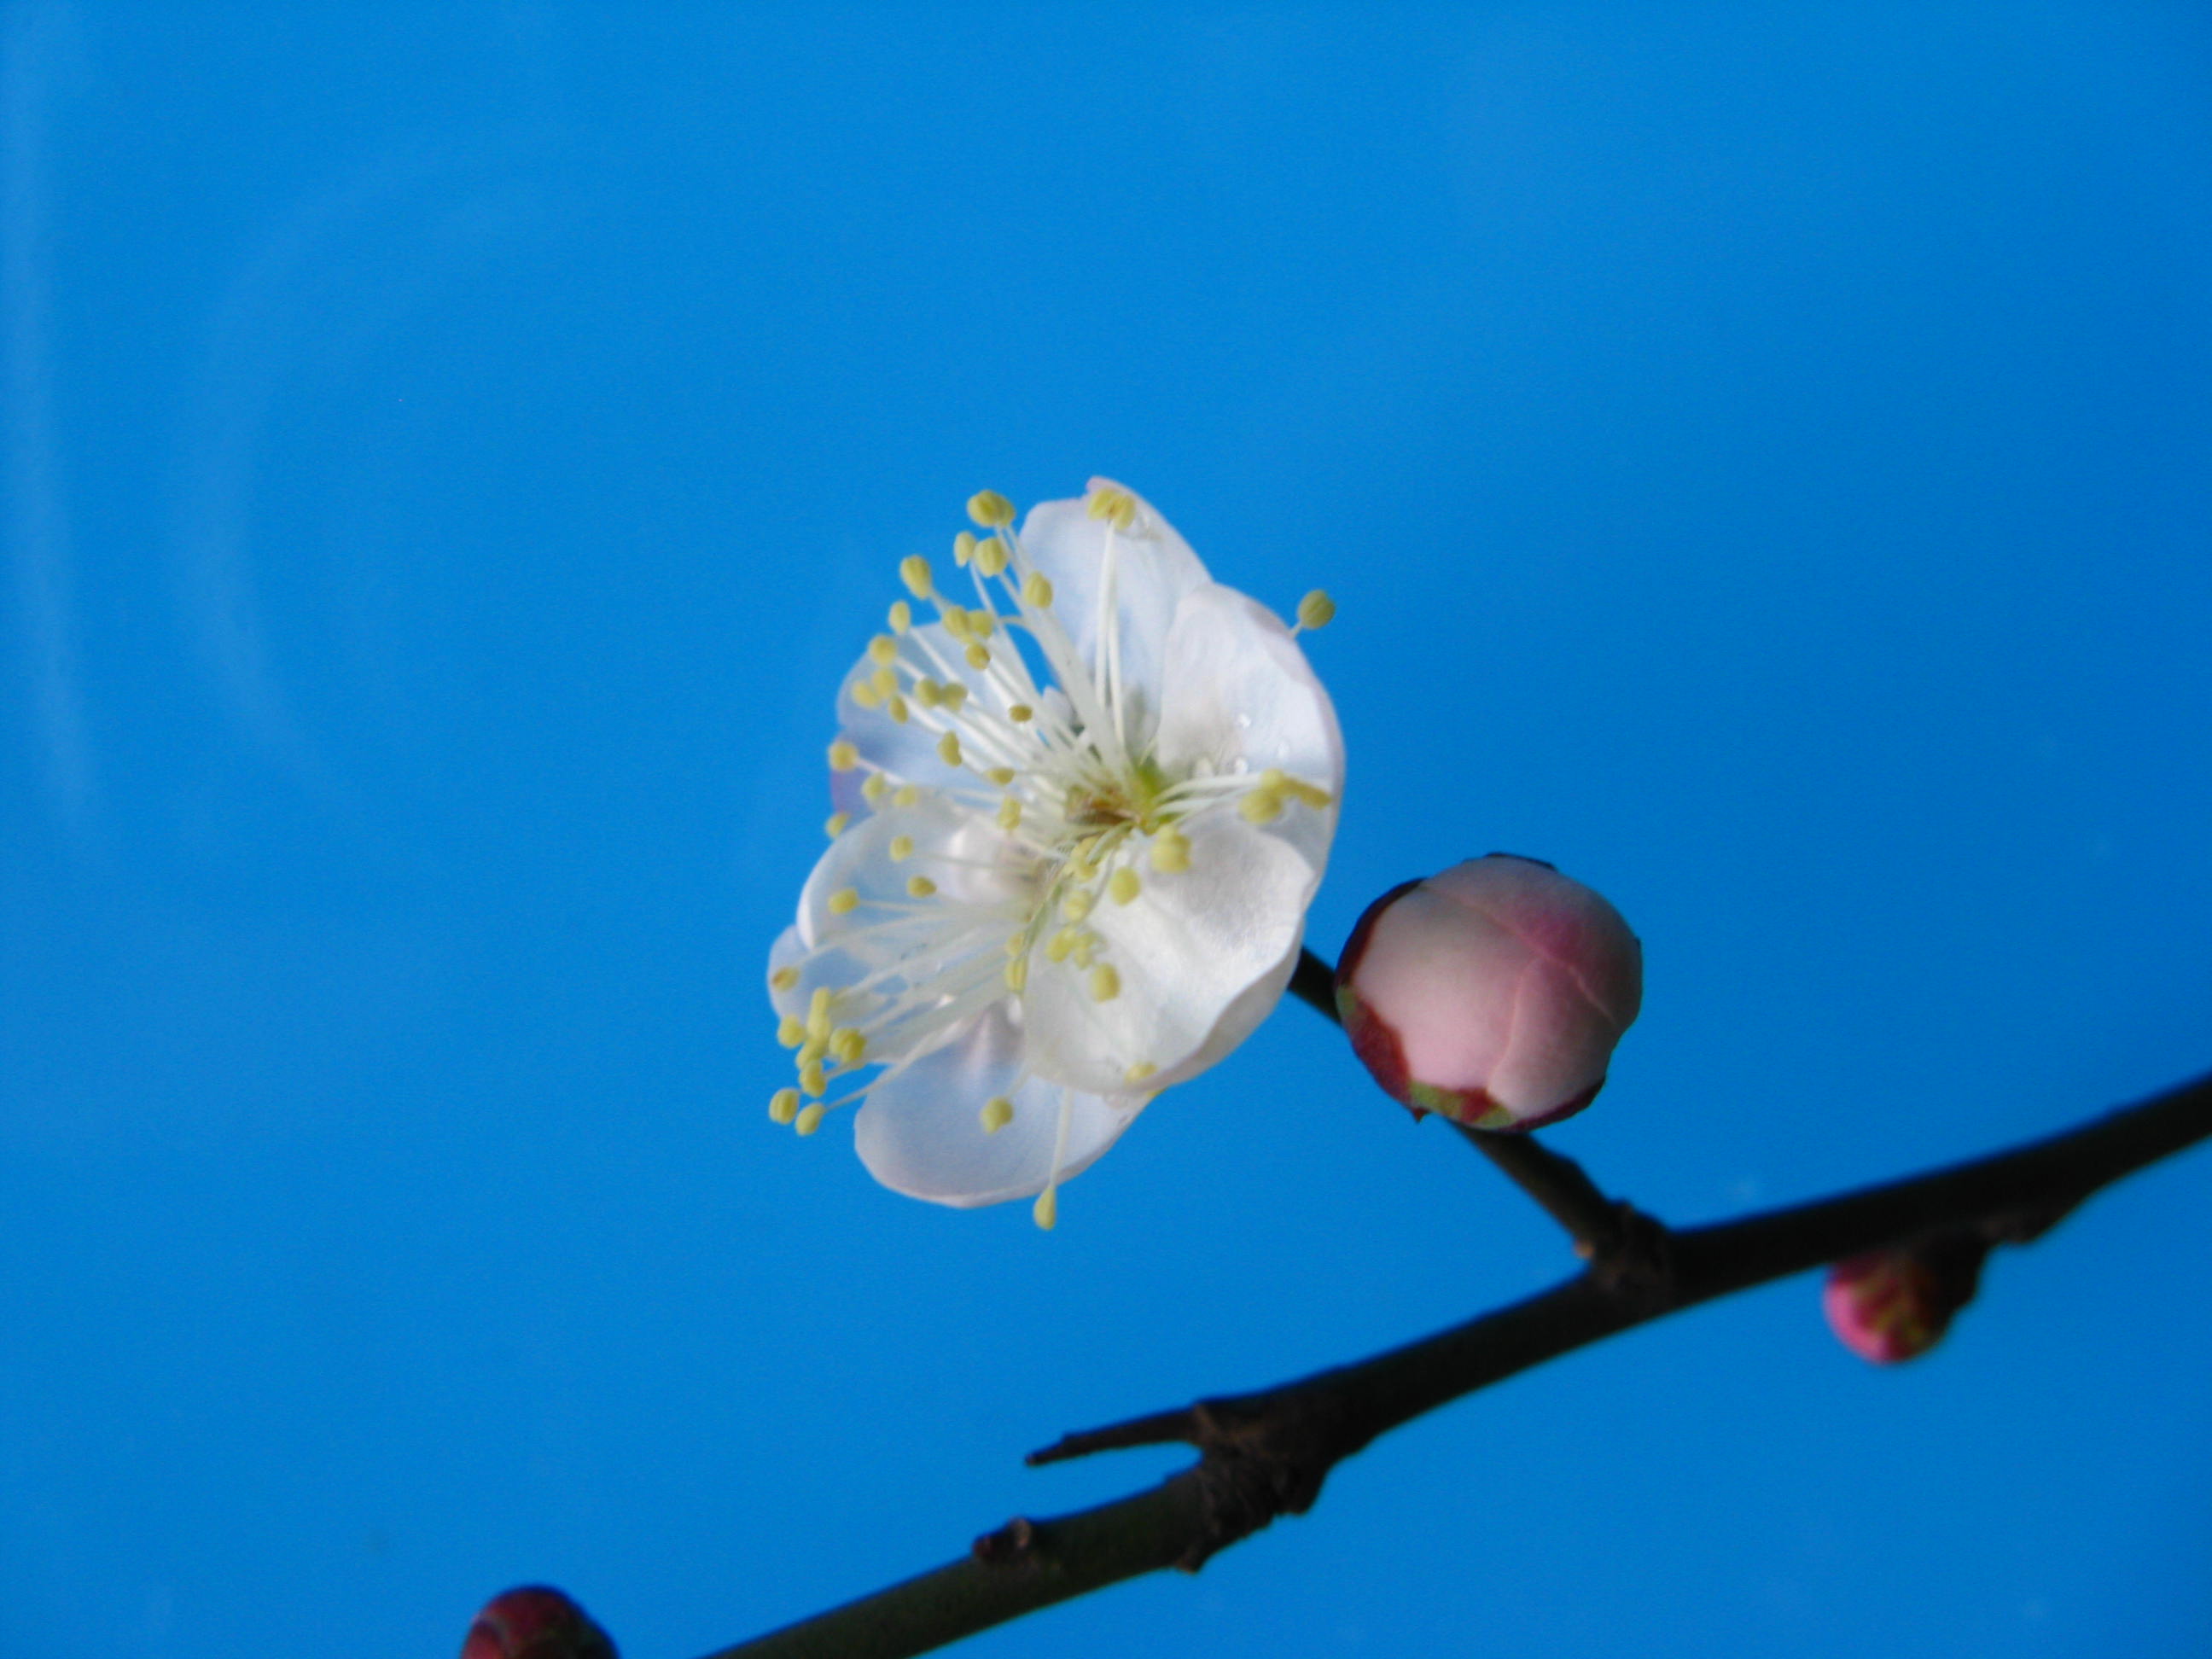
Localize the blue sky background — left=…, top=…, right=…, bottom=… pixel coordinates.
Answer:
left=4, top=5, right=2210, bottom=1656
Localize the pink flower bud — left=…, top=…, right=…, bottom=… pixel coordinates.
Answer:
left=1822, top=1242, right=1983, bottom=1365
left=1333, top=854, right=1642, bottom=1130
left=461, top=1587, right=619, bottom=1659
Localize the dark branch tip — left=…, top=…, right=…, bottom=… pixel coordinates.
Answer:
left=1025, top=1406, right=1202, bottom=1466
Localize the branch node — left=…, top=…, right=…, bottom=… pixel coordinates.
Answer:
left=970, top=1516, right=1037, bottom=1568
left=1586, top=1202, right=1677, bottom=1301
left=1177, top=1394, right=1352, bottom=1570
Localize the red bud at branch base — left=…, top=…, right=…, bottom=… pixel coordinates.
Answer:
left=461, top=1586, right=619, bottom=1659
left=1823, top=1237, right=1988, bottom=1365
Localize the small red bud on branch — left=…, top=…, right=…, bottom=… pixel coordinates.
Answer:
left=461, top=1586, right=619, bottom=1659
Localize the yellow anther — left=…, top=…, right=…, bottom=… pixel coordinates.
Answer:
left=1004, top=956, right=1027, bottom=992
left=777, top=1016, right=806, bottom=1049
left=968, top=611, right=997, bottom=638
left=1004, top=932, right=1027, bottom=956
left=1070, top=834, right=1103, bottom=876
left=862, top=772, right=888, bottom=805
left=937, top=731, right=963, bottom=767
left=1072, top=934, right=1098, bottom=969
left=899, top=555, right=933, bottom=598
left=985, top=766, right=1016, bottom=787
left=795, top=1103, right=825, bottom=1135
left=1239, top=789, right=1284, bottom=824
left=1009, top=703, right=1033, bottom=722
left=975, top=538, right=1010, bottom=577
left=770, top=1088, right=800, bottom=1124
left=869, top=634, right=899, bottom=667
left=1284, top=777, right=1335, bottom=809
left=1045, top=928, right=1078, bottom=963
left=771, top=964, right=801, bottom=992
left=997, top=797, right=1022, bottom=831
left=888, top=598, right=912, bottom=633
left=828, top=887, right=860, bottom=916
left=849, top=678, right=882, bottom=710
left=964, top=643, right=991, bottom=671
left=1296, top=589, right=1336, bottom=630
left=806, top=987, right=833, bottom=1033
left=1033, top=1187, right=1058, bottom=1230
left=796, top=1036, right=827, bottom=1070
left=953, top=530, right=976, bottom=566
left=893, top=784, right=919, bottom=807
left=1108, top=867, right=1142, bottom=905
left=967, top=489, right=1016, bottom=528
left=827, top=739, right=860, bottom=772
left=912, top=678, right=942, bottom=709
left=886, top=695, right=911, bottom=725
left=824, top=812, right=849, bottom=840
left=906, top=875, right=937, bottom=898
left=1022, top=571, right=1053, bottom=609
left=940, top=605, right=972, bottom=641
left=830, top=1027, right=866, bottom=1066
left=799, top=1060, right=827, bottom=1098
left=1062, top=888, right=1094, bottom=923
left=870, top=665, right=898, bottom=700
left=888, top=835, right=915, bottom=862
left=940, top=682, right=969, bottom=712
left=1150, top=830, right=1191, bottom=874
left=1087, top=486, right=1138, bottom=529
left=1124, top=1060, right=1157, bottom=1085
left=981, top=1096, right=1015, bottom=1133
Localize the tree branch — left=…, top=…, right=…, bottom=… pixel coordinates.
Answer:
left=696, top=1065, right=2212, bottom=1659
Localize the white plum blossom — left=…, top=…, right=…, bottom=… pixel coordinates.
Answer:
left=766, top=480, right=1342, bottom=1227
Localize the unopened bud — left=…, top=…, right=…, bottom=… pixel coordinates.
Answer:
left=1333, top=853, right=1642, bottom=1130
left=460, top=1586, right=619, bottom=1659
left=1822, top=1238, right=1985, bottom=1365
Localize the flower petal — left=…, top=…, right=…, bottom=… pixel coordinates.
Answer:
left=1020, top=811, right=1318, bottom=1094
left=797, top=790, right=1024, bottom=948
left=1489, top=952, right=1621, bottom=1117
left=1016, top=481, right=1211, bottom=745
left=853, top=1002, right=1146, bottom=1207
left=768, top=924, right=808, bottom=1020
left=1152, top=581, right=1345, bottom=876
left=827, top=765, right=872, bottom=824
left=792, top=793, right=1030, bottom=1063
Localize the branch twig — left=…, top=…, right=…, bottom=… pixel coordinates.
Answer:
left=1288, top=946, right=1661, bottom=1272
left=698, top=1065, right=2212, bottom=1659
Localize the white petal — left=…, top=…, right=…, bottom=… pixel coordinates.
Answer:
left=792, top=795, right=1032, bottom=1063
left=1016, top=483, right=1211, bottom=744
left=853, top=1002, right=1145, bottom=1207
left=1020, top=812, right=1318, bottom=1094
left=796, top=791, right=1027, bottom=950
left=768, top=924, right=807, bottom=1019
left=1162, top=927, right=1307, bottom=1084
left=1152, top=582, right=1345, bottom=876
left=767, top=921, right=894, bottom=1034
left=827, top=765, right=872, bottom=824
